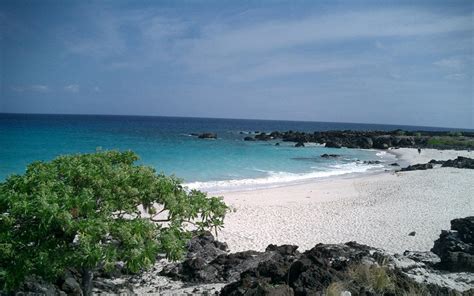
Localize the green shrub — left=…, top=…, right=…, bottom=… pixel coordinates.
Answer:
left=0, top=151, right=227, bottom=294
left=427, top=136, right=474, bottom=148
left=348, top=264, right=395, bottom=294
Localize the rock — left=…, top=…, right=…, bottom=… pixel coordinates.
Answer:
left=409, top=231, right=416, bottom=236
left=432, top=216, right=474, bottom=272
left=390, top=162, right=400, bottom=166
left=325, top=140, right=342, bottom=148
left=373, top=136, right=392, bottom=149
left=255, top=133, right=273, bottom=141
left=17, top=276, right=62, bottom=295
left=294, top=142, right=305, bottom=147
left=429, top=159, right=446, bottom=165
left=363, top=160, right=381, bottom=164
left=198, top=133, right=217, bottom=139
left=400, top=163, right=433, bottom=171
left=356, top=137, right=373, bottom=149
left=243, top=136, right=255, bottom=141
left=392, top=136, right=416, bottom=147
left=441, top=156, right=474, bottom=169
left=61, top=277, right=82, bottom=296
left=185, top=231, right=228, bottom=262
left=275, top=142, right=280, bottom=146
left=320, top=154, right=340, bottom=158
left=161, top=231, right=286, bottom=283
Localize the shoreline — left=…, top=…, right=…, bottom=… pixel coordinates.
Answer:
left=217, top=148, right=474, bottom=254
left=188, top=147, right=397, bottom=194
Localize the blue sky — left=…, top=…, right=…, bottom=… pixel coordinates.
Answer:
left=1, top=0, right=472, bottom=128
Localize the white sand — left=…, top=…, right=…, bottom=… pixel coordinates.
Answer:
left=217, top=148, right=474, bottom=254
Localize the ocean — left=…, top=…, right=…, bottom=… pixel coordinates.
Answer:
left=0, top=113, right=464, bottom=192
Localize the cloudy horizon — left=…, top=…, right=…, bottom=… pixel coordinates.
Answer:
left=1, top=1, right=473, bottom=129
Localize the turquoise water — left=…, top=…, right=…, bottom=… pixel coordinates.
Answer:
left=0, top=114, right=455, bottom=192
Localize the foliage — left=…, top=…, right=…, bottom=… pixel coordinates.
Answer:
left=447, top=131, right=463, bottom=137
left=348, top=264, right=394, bottom=294
left=0, top=151, right=228, bottom=291
left=427, top=136, right=474, bottom=149
left=326, top=264, right=395, bottom=295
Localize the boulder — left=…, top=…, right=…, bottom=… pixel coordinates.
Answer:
left=198, top=133, right=217, bottom=139
left=321, top=154, right=340, bottom=158
left=363, top=160, right=381, bottom=164
left=441, top=156, right=474, bottom=169
left=356, top=137, right=373, bottom=149
left=429, top=159, right=446, bottom=165
left=373, top=136, right=392, bottom=149
left=255, top=133, right=273, bottom=141
left=432, top=216, right=474, bottom=272
left=160, top=233, right=285, bottom=283
left=243, top=136, right=255, bottom=141
left=325, top=139, right=342, bottom=148
left=61, top=277, right=82, bottom=296
left=390, top=162, right=400, bottom=166
left=294, top=142, right=305, bottom=147
left=400, top=163, right=433, bottom=171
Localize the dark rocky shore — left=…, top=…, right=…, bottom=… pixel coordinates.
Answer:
left=241, top=130, right=474, bottom=150
left=16, top=217, right=474, bottom=295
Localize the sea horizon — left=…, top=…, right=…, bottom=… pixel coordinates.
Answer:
left=1, top=112, right=473, bottom=132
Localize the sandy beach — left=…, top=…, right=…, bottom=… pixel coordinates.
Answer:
left=217, top=148, right=474, bottom=254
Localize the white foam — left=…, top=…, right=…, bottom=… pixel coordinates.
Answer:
left=184, top=162, right=384, bottom=193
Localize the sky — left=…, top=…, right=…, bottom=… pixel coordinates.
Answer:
left=0, top=0, right=473, bottom=129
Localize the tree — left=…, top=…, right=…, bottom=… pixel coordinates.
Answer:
left=0, top=151, right=228, bottom=294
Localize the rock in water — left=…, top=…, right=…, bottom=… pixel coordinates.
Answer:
left=243, top=136, right=255, bottom=141
left=325, top=140, right=342, bottom=148
left=431, top=216, right=474, bottom=272
left=295, top=142, right=305, bottom=147
left=320, top=154, right=340, bottom=158
left=198, top=133, right=217, bottom=139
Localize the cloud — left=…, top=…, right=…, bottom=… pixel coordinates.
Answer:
left=64, top=7, right=472, bottom=74
left=64, top=84, right=80, bottom=93
left=186, top=9, right=471, bottom=57
left=433, top=57, right=466, bottom=70
left=11, top=85, right=50, bottom=93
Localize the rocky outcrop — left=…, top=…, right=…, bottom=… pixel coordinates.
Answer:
left=220, top=241, right=473, bottom=296
left=400, top=157, right=474, bottom=172
left=254, top=133, right=273, bottom=141
left=325, top=140, right=342, bottom=148
left=441, top=156, right=474, bottom=169
left=321, top=154, right=340, bottom=158
left=429, top=159, right=446, bottom=165
left=363, top=160, right=381, bottom=164
left=161, top=238, right=299, bottom=284
left=245, top=129, right=474, bottom=150
left=198, top=132, right=217, bottom=139
left=400, top=163, right=434, bottom=171
left=432, top=217, right=474, bottom=272
left=12, top=219, right=474, bottom=296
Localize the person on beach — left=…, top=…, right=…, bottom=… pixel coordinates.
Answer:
left=418, top=148, right=421, bottom=154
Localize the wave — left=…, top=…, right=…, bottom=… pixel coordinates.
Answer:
left=184, top=162, right=384, bottom=193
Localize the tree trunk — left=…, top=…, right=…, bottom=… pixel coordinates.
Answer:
left=81, top=268, right=93, bottom=296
